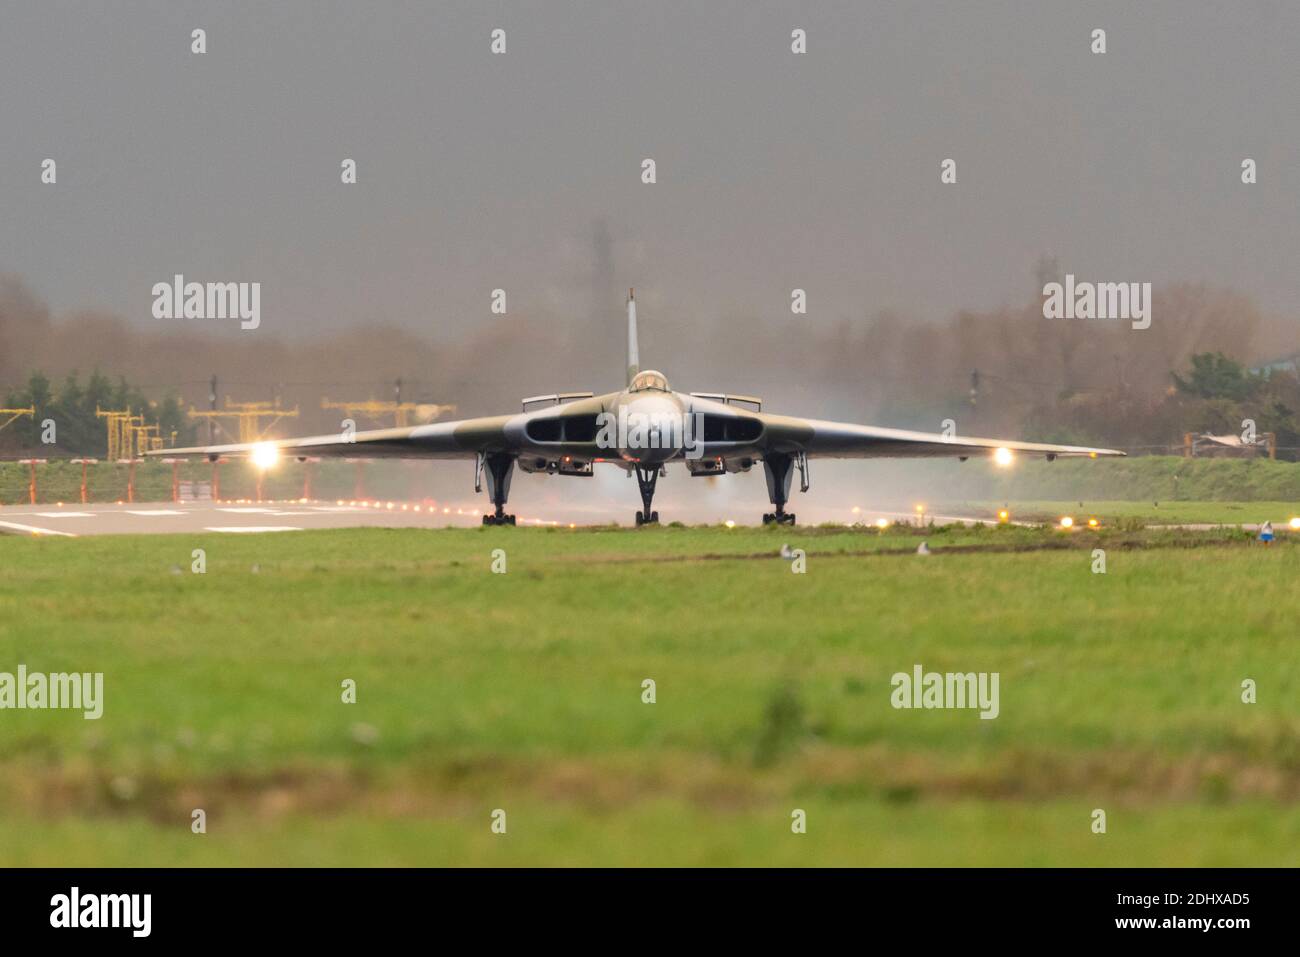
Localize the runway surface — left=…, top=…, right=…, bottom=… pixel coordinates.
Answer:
left=0, top=501, right=497, bottom=537
left=0, top=500, right=1258, bottom=537
left=0, top=501, right=996, bottom=536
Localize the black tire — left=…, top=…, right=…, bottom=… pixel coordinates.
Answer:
left=649, top=511, right=659, bottom=523
left=635, top=512, right=644, bottom=526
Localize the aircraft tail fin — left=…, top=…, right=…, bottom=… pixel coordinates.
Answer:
left=626, top=288, right=639, bottom=386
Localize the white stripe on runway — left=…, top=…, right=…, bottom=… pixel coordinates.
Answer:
left=0, top=520, right=77, bottom=537
left=126, top=509, right=184, bottom=516
left=35, top=512, right=95, bottom=518
left=203, top=526, right=303, bottom=533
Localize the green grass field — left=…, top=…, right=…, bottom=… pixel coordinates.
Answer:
left=0, top=458, right=433, bottom=506
left=1, top=523, right=1298, bottom=866
left=959, top=500, right=1300, bottom=526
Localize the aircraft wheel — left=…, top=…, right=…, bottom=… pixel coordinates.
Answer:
left=649, top=511, right=659, bottom=523
left=635, top=512, right=644, bottom=526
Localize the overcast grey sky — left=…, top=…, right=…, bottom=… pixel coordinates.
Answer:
left=1, top=0, right=1297, bottom=342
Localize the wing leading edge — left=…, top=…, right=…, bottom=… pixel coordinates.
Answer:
left=754, top=412, right=1124, bottom=460
left=149, top=415, right=515, bottom=461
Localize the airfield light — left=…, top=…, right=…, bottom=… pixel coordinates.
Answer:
left=1089, top=452, right=1098, bottom=459
left=724, top=520, right=736, bottom=528
left=851, top=506, right=861, bottom=515
left=250, top=443, right=279, bottom=470
left=997, top=509, right=1010, bottom=523
left=1087, top=517, right=1099, bottom=528
left=1290, top=517, right=1300, bottom=530
left=1059, top=516, right=1075, bottom=529
left=993, top=447, right=1013, bottom=467
left=876, top=518, right=889, bottom=529
left=569, top=523, right=576, bottom=529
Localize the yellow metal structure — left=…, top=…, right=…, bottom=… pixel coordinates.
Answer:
left=188, top=398, right=300, bottom=444
left=320, top=397, right=456, bottom=428
left=133, top=422, right=164, bottom=453
left=95, top=407, right=136, bottom=460
left=95, top=407, right=171, bottom=459
left=0, top=406, right=35, bottom=432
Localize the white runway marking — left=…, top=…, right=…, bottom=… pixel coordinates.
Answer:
left=35, top=512, right=95, bottom=518
left=126, top=509, right=184, bottom=516
left=0, top=520, right=77, bottom=537
left=217, top=507, right=277, bottom=513
left=203, top=526, right=303, bottom=533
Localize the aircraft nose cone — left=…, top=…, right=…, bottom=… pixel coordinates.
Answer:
left=616, top=395, right=684, bottom=464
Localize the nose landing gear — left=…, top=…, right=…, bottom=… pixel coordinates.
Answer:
left=634, top=466, right=660, bottom=526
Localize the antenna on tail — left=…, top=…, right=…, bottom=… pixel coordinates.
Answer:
left=626, top=288, right=640, bottom=387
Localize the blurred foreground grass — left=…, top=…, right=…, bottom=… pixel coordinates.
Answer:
left=1, top=524, right=1296, bottom=865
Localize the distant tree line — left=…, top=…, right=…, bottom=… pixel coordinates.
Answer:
left=0, top=371, right=195, bottom=456
left=1017, top=352, right=1300, bottom=459
left=1171, top=353, right=1300, bottom=452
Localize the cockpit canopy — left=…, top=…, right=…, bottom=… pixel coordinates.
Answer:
left=629, top=370, right=670, bottom=393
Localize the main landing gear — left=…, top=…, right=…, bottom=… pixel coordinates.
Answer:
left=634, top=466, right=660, bottom=526
left=761, top=452, right=807, bottom=525
left=478, top=453, right=517, bottom=526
